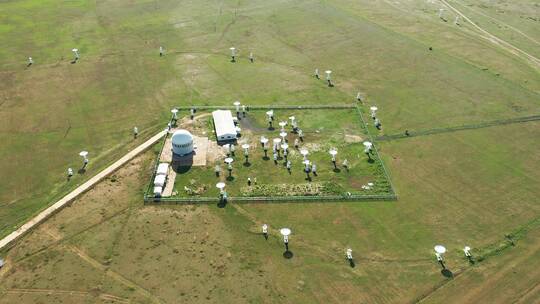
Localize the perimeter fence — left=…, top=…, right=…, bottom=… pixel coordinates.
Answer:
left=143, top=104, right=397, bottom=204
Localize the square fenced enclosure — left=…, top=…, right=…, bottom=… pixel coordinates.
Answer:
left=145, top=105, right=396, bottom=203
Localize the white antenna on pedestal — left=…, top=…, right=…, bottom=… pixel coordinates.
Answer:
left=329, top=148, right=338, bottom=161
left=242, top=143, right=250, bottom=162
left=279, top=121, right=287, bottom=132
left=216, top=182, right=226, bottom=192
left=300, top=148, right=309, bottom=160
left=171, top=108, right=179, bottom=120
left=280, top=228, right=291, bottom=244
left=230, top=47, right=236, bottom=62
left=434, top=245, right=446, bottom=262
left=438, top=8, right=445, bottom=18
left=325, top=70, right=333, bottom=86
left=273, top=137, right=282, bottom=148
left=369, top=106, right=378, bottom=118
left=79, top=150, right=89, bottom=168
left=346, top=248, right=353, bottom=260
left=260, top=137, right=269, bottom=147
left=233, top=101, right=241, bottom=114
left=325, top=70, right=332, bottom=80
left=72, top=48, right=80, bottom=60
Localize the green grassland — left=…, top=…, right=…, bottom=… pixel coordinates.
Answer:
left=0, top=0, right=539, bottom=303
left=167, top=108, right=392, bottom=199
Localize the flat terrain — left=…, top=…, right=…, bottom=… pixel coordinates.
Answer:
left=165, top=108, right=391, bottom=199
left=0, top=0, right=539, bottom=303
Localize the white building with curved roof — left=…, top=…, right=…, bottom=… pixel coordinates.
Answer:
left=212, top=110, right=237, bottom=142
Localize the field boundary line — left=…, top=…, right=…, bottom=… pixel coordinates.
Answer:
left=0, top=130, right=167, bottom=251
left=376, top=114, right=540, bottom=141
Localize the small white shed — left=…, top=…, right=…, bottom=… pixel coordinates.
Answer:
left=154, top=174, right=166, bottom=187
left=156, top=163, right=169, bottom=176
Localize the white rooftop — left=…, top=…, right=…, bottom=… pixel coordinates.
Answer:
left=156, top=163, right=169, bottom=176
left=212, top=110, right=237, bottom=141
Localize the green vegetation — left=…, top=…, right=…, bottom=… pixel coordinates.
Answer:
left=163, top=108, right=392, bottom=200
left=1, top=0, right=539, bottom=303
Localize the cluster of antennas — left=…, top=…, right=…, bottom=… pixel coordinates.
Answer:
left=228, top=47, right=255, bottom=63
left=434, top=245, right=474, bottom=266
left=313, top=68, right=334, bottom=87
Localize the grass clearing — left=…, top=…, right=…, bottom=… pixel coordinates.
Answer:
left=1, top=0, right=539, bottom=302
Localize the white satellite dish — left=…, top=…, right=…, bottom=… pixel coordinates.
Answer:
left=279, top=121, right=287, bottom=127
left=273, top=138, right=282, bottom=144
left=171, top=108, right=179, bottom=114
left=216, top=182, right=226, bottom=190
left=370, top=106, right=378, bottom=112
left=363, top=141, right=373, bottom=148
left=329, top=149, right=338, bottom=156
left=79, top=151, right=88, bottom=157
left=72, top=48, right=78, bottom=53
left=266, top=110, right=274, bottom=117
left=233, top=101, right=241, bottom=106
left=434, top=245, right=446, bottom=254
left=300, top=149, right=309, bottom=156
left=464, top=246, right=471, bottom=251
left=260, top=137, right=269, bottom=144
left=288, top=116, right=295, bottom=122
left=279, top=131, right=287, bottom=139
left=241, top=144, right=250, bottom=149
left=280, top=228, right=291, bottom=236
left=224, top=157, right=234, bottom=164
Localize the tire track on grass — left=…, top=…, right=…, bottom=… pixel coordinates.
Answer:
left=441, top=0, right=540, bottom=69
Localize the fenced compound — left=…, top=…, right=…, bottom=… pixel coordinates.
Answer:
left=143, top=104, right=397, bottom=204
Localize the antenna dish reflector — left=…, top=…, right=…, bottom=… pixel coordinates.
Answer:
left=280, top=228, right=291, bottom=236
left=434, top=245, right=446, bottom=254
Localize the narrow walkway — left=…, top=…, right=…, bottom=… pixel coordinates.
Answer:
left=0, top=130, right=167, bottom=250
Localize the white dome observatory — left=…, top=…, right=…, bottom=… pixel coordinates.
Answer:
left=171, top=129, right=194, bottom=156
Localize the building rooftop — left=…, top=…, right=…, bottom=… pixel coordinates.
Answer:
left=212, top=110, right=237, bottom=140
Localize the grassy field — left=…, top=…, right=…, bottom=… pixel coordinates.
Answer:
left=160, top=108, right=392, bottom=199
left=0, top=0, right=539, bottom=303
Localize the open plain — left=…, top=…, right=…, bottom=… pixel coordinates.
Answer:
left=0, top=0, right=539, bottom=303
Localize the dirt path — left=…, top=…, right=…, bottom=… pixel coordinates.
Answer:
left=452, top=0, right=540, bottom=46
left=441, top=0, right=540, bottom=69
left=0, top=130, right=167, bottom=250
